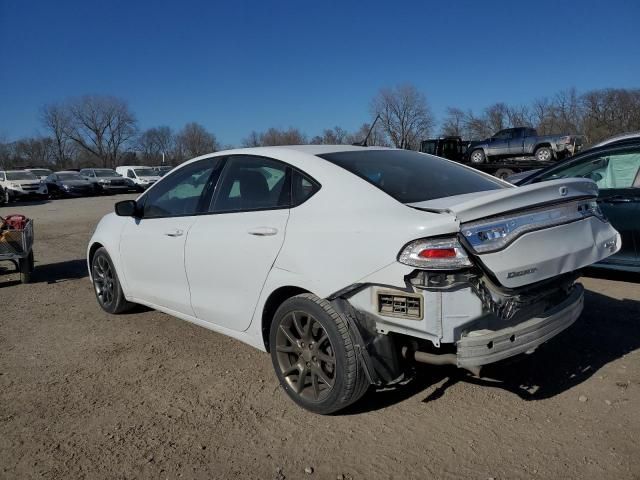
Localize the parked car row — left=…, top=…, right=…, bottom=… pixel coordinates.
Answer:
left=0, top=165, right=170, bottom=204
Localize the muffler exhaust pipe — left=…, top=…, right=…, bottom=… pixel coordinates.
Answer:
left=401, top=346, right=481, bottom=376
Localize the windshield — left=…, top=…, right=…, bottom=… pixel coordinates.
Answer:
left=135, top=169, right=156, bottom=177
left=57, top=173, right=84, bottom=181
left=319, top=150, right=505, bottom=203
left=28, top=169, right=52, bottom=176
left=7, top=171, right=38, bottom=181
left=94, top=169, right=119, bottom=177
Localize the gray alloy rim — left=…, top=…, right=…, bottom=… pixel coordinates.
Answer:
left=537, top=149, right=551, bottom=161
left=275, top=310, right=336, bottom=402
left=93, top=255, right=115, bottom=307
left=471, top=151, right=483, bottom=163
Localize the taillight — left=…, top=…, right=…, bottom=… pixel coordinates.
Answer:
left=398, top=238, right=472, bottom=269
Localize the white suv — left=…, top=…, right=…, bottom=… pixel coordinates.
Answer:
left=0, top=170, right=48, bottom=203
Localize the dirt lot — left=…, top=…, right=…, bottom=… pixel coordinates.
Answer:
left=1, top=195, right=639, bottom=480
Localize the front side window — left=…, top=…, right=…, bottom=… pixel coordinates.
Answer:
left=319, top=150, right=504, bottom=204
left=135, top=168, right=156, bottom=177
left=127, top=170, right=135, bottom=179
left=493, top=130, right=512, bottom=140
left=211, top=156, right=290, bottom=213
left=537, top=148, right=640, bottom=189
left=142, top=159, right=220, bottom=218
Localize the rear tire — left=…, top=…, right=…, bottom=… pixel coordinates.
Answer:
left=470, top=149, right=486, bottom=164
left=91, top=247, right=135, bottom=314
left=535, top=147, right=553, bottom=162
left=269, top=293, right=369, bottom=414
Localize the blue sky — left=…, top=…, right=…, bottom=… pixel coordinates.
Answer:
left=1, top=0, right=639, bottom=145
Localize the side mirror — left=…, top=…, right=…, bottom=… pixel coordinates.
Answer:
left=115, top=200, right=138, bottom=217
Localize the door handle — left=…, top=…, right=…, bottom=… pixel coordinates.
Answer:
left=248, top=227, right=278, bottom=236
left=164, top=229, right=184, bottom=237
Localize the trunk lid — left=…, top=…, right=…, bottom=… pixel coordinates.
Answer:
left=410, top=178, right=621, bottom=288
left=408, top=178, right=599, bottom=223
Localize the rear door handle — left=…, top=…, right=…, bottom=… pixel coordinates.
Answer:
left=165, top=229, right=184, bottom=237
left=248, top=227, right=278, bottom=236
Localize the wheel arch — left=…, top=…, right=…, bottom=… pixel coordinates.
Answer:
left=261, top=285, right=311, bottom=351
left=534, top=142, right=552, bottom=152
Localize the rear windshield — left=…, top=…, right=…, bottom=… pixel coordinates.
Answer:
left=94, top=169, right=119, bottom=177
left=319, top=150, right=505, bottom=203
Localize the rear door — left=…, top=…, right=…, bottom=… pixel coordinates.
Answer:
left=185, top=155, right=292, bottom=332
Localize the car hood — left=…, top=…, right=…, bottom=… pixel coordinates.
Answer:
left=61, top=180, right=92, bottom=187
left=9, top=180, right=41, bottom=187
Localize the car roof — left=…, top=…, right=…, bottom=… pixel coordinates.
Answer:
left=56, top=170, right=81, bottom=174
left=592, top=131, right=640, bottom=148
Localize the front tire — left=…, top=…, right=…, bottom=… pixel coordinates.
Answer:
left=269, top=293, right=369, bottom=414
left=469, top=149, right=486, bottom=164
left=91, top=247, right=134, bottom=314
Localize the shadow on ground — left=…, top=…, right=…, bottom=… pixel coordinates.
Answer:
left=32, top=259, right=88, bottom=283
left=343, top=288, right=640, bottom=414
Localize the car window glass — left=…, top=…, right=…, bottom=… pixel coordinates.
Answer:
left=211, top=156, right=290, bottom=212
left=127, top=170, right=135, bottom=179
left=0, top=173, right=5, bottom=181
left=320, top=150, right=504, bottom=203
left=292, top=170, right=320, bottom=205
left=494, top=130, right=510, bottom=139
left=539, top=150, right=640, bottom=189
left=143, top=159, right=219, bottom=218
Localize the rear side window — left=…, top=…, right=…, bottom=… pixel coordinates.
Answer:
left=319, top=150, right=504, bottom=204
left=211, top=156, right=291, bottom=213
left=292, top=170, right=320, bottom=206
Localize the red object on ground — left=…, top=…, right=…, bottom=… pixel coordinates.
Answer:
left=1, top=214, right=28, bottom=230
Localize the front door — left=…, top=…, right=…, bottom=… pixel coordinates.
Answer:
left=186, top=155, right=291, bottom=332
left=119, top=158, right=220, bottom=314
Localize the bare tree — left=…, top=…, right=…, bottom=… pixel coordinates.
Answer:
left=14, top=137, right=56, bottom=167
left=242, top=127, right=306, bottom=146
left=371, top=84, right=435, bottom=149
left=43, top=95, right=138, bottom=168
left=41, top=103, right=74, bottom=166
left=138, top=126, right=175, bottom=164
left=175, top=122, right=219, bottom=160
left=310, top=126, right=349, bottom=145
left=242, top=131, right=261, bottom=147
left=441, top=107, right=466, bottom=137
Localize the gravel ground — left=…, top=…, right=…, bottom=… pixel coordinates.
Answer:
left=1, top=195, right=639, bottom=480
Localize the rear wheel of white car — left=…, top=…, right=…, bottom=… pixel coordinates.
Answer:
left=270, top=293, right=369, bottom=414
left=535, top=147, right=553, bottom=162
left=91, top=247, right=134, bottom=314
left=470, top=149, right=486, bottom=164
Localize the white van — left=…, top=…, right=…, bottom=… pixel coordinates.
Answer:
left=115, top=166, right=161, bottom=190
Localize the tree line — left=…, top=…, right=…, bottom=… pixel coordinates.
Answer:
left=1, top=85, right=638, bottom=170
left=441, top=87, right=640, bottom=142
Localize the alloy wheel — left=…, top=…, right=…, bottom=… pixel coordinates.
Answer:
left=275, top=311, right=336, bottom=401
left=93, top=255, right=115, bottom=307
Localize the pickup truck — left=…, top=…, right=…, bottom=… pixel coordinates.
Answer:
left=467, top=127, right=582, bottom=164
left=420, top=136, right=556, bottom=180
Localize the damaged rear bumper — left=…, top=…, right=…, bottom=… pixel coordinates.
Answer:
left=456, top=284, right=583, bottom=368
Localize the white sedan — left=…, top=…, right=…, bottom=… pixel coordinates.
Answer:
left=88, top=145, right=620, bottom=413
